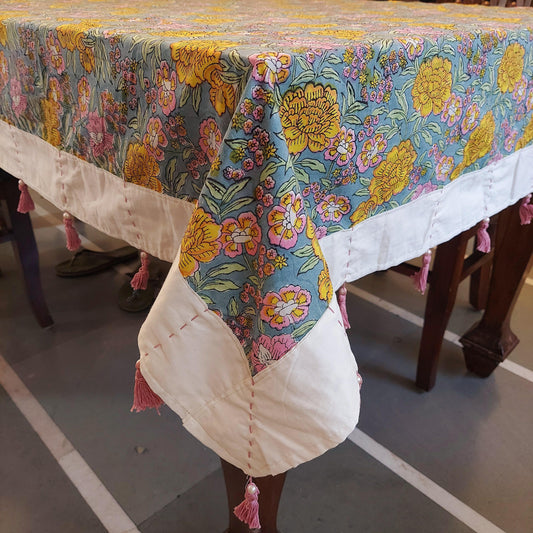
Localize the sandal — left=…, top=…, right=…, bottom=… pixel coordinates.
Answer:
left=117, top=277, right=160, bottom=313
left=55, top=246, right=138, bottom=277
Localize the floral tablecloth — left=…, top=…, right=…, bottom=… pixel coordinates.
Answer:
left=1, top=0, right=532, bottom=476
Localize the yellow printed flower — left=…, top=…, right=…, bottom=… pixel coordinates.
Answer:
left=56, top=21, right=101, bottom=52
left=516, top=115, right=533, bottom=151
left=179, top=208, right=222, bottom=278
left=306, top=219, right=333, bottom=302
left=41, top=98, right=62, bottom=148
left=170, top=42, right=222, bottom=88
left=497, top=43, right=524, bottom=93
left=368, top=140, right=417, bottom=203
left=279, top=83, right=340, bottom=155
left=451, top=111, right=495, bottom=180
left=412, top=56, right=452, bottom=117
left=349, top=196, right=380, bottom=226
left=205, top=63, right=236, bottom=116
left=123, top=143, right=162, bottom=192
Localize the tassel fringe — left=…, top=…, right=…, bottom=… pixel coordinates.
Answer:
left=337, top=284, right=351, bottom=329
left=476, top=218, right=491, bottom=253
left=234, top=478, right=261, bottom=529
left=17, top=180, right=35, bottom=213
left=131, top=360, right=163, bottom=414
left=519, top=194, right=533, bottom=225
left=411, top=250, right=432, bottom=295
left=131, top=251, right=150, bottom=291
left=63, top=213, right=82, bottom=251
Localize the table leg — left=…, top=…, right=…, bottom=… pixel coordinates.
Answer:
left=1, top=170, right=54, bottom=328
left=221, top=458, right=286, bottom=533
left=415, top=230, right=471, bottom=391
left=460, top=200, right=533, bottom=376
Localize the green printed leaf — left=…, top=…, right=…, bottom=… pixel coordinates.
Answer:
left=421, top=129, right=433, bottom=144
left=200, top=294, right=215, bottom=305
left=292, top=244, right=314, bottom=258
left=299, top=158, right=327, bottom=173
left=327, top=55, right=342, bottom=65
left=359, top=176, right=371, bottom=187
left=388, top=109, right=406, bottom=121
left=291, top=70, right=316, bottom=86
left=201, top=279, right=241, bottom=292
left=222, top=177, right=251, bottom=203
left=225, top=138, right=248, bottom=150
left=426, top=122, right=442, bottom=135
left=276, top=176, right=298, bottom=198
left=203, top=195, right=220, bottom=216
left=294, top=166, right=310, bottom=184
left=320, top=67, right=341, bottom=82
left=291, top=320, right=317, bottom=339
left=204, top=179, right=227, bottom=200
left=260, top=161, right=280, bottom=180
left=179, top=85, right=190, bottom=108
left=298, top=255, right=320, bottom=274
left=228, top=297, right=239, bottom=317
left=206, top=262, right=247, bottom=278
left=191, top=85, right=202, bottom=113
left=220, top=196, right=254, bottom=217
left=355, top=187, right=370, bottom=196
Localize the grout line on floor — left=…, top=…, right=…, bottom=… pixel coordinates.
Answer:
left=348, top=429, right=506, bottom=533
left=0, top=354, right=140, bottom=533
left=346, top=284, right=533, bottom=384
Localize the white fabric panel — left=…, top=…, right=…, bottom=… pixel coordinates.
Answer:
left=321, top=146, right=533, bottom=289
left=139, top=259, right=360, bottom=477
left=0, top=121, right=193, bottom=262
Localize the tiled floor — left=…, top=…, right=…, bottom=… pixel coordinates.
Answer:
left=0, top=198, right=531, bottom=533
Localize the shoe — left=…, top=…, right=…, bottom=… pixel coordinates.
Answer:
left=55, top=246, right=138, bottom=277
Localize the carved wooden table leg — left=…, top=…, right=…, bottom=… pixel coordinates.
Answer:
left=460, top=200, right=533, bottom=377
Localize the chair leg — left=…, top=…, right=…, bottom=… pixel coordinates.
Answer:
left=2, top=173, right=54, bottom=328
left=415, top=231, right=471, bottom=391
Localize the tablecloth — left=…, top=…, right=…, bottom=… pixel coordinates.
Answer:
left=1, top=0, right=532, bottom=476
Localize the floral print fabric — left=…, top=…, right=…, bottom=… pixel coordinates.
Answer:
left=2, top=0, right=533, bottom=375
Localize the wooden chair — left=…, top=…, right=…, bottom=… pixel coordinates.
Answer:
left=0, top=170, right=54, bottom=327
left=390, top=218, right=496, bottom=391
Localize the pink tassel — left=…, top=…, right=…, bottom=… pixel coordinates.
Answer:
left=130, top=360, right=163, bottom=414
left=337, top=284, right=351, bottom=329
left=411, top=250, right=432, bottom=295
left=131, top=251, right=150, bottom=291
left=519, top=194, right=533, bottom=225
left=234, top=478, right=261, bottom=529
left=17, top=180, right=35, bottom=213
left=63, top=212, right=82, bottom=251
left=476, top=218, right=491, bottom=253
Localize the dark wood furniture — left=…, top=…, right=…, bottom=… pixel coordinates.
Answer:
left=0, top=170, right=53, bottom=328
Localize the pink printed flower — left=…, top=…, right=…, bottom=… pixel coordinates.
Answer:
left=46, top=31, right=65, bottom=74
left=143, top=117, right=168, bottom=161
left=461, top=103, right=479, bottom=135
left=9, top=78, right=26, bottom=118
left=356, top=133, right=387, bottom=173
left=260, top=285, right=311, bottom=330
left=398, top=37, right=424, bottom=60
left=77, top=77, right=90, bottom=118
left=267, top=191, right=306, bottom=249
left=156, top=60, right=177, bottom=115
left=317, top=194, right=350, bottom=222
left=86, top=112, right=114, bottom=158
left=441, top=93, right=463, bottom=127
left=435, top=154, right=454, bottom=182
left=250, top=334, right=296, bottom=372
left=412, top=182, right=438, bottom=200
left=221, top=212, right=262, bottom=257
left=198, top=118, right=222, bottom=163
left=526, top=90, right=533, bottom=112
left=512, top=76, right=527, bottom=104
left=251, top=52, right=292, bottom=88
left=325, top=127, right=357, bottom=166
